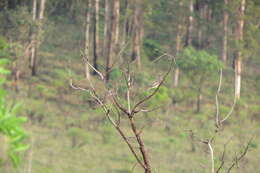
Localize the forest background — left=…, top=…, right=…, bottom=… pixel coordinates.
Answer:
left=0, top=0, right=260, bottom=172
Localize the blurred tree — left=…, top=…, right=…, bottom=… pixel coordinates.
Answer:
left=185, top=0, right=194, bottom=47
left=83, top=0, right=92, bottom=79
left=222, top=0, right=229, bottom=63
left=93, top=0, right=100, bottom=75
left=30, top=0, right=46, bottom=76
left=177, top=47, right=222, bottom=112
left=234, top=0, right=246, bottom=100
left=174, top=0, right=185, bottom=87
left=131, top=0, right=143, bottom=68
left=104, top=0, right=112, bottom=81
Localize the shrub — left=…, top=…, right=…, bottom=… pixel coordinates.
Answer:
left=0, top=37, right=28, bottom=167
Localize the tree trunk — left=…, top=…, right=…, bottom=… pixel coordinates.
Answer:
left=174, top=0, right=184, bottom=87
left=234, top=0, right=246, bottom=100
left=113, top=0, right=120, bottom=45
left=38, top=0, right=46, bottom=21
left=131, top=1, right=142, bottom=68
left=93, top=0, right=99, bottom=75
left=205, top=4, right=212, bottom=48
left=84, top=0, right=92, bottom=79
left=105, top=0, right=120, bottom=81
left=30, top=0, right=37, bottom=72
left=122, top=0, right=129, bottom=45
left=185, top=0, right=194, bottom=47
left=103, top=0, right=110, bottom=57
left=31, top=0, right=46, bottom=76
left=111, top=0, right=120, bottom=58
left=197, top=1, right=204, bottom=49
left=221, top=0, right=229, bottom=63
left=104, top=0, right=113, bottom=81
left=129, top=118, right=152, bottom=173
left=196, top=87, right=202, bottom=113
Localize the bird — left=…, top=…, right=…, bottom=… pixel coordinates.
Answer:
left=147, top=77, right=163, bottom=90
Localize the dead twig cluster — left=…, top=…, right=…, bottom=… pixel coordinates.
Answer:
left=71, top=54, right=174, bottom=173
left=190, top=68, right=253, bottom=173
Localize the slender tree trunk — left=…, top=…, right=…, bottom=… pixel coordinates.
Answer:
left=38, top=0, right=46, bottom=21
left=196, top=87, right=202, bottom=113
left=174, top=27, right=181, bottom=87
left=234, top=0, right=246, bottom=100
left=93, top=0, right=99, bottom=74
left=222, top=0, right=229, bottom=63
left=185, top=0, right=194, bottom=47
left=105, top=0, right=120, bottom=81
left=30, top=0, right=37, bottom=70
left=197, top=2, right=204, bottom=49
left=103, top=0, right=110, bottom=57
left=31, top=0, right=46, bottom=76
left=131, top=1, right=142, bottom=68
left=174, top=0, right=184, bottom=87
left=113, top=0, right=120, bottom=45
left=122, top=0, right=129, bottom=45
left=111, top=0, right=120, bottom=58
left=84, top=0, right=92, bottom=79
left=105, top=0, right=113, bottom=81
left=205, top=4, right=212, bottom=48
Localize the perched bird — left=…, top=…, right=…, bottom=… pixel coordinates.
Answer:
left=147, top=77, right=163, bottom=90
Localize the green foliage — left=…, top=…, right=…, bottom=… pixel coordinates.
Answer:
left=110, top=68, right=123, bottom=81
left=249, top=141, right=258, bottom=149
left=0, top=42, right=28, bottom=167
left=0, top=7, right=33, bottom=42
left=0, top=36, right=9, bottom=56
left=0, top=101, right=28, bottom=167
left=144, top=86, right=172, bottom=109
left=177, top=47, right=222, bottom=82
left=143, top=39, right=162, bottom=60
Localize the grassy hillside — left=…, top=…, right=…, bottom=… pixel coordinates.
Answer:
left=3, top=17, right=260, bottom=173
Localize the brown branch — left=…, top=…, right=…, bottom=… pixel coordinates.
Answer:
left=216, top=142, right=227, bottom=173
left=129, top=117, right=151, bottom=172
left=226, top=139, right=252, bottom=173
left=70, top=77, right=146, bottom=170
left=215, top=68, right=222, bottom=127
left=112, top=96, right=130, bottom=116
left=115, top=125, right=146, bottom=169
left=131, top=59, right=174, bottom=115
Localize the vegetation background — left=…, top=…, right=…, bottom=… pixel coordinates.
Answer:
left=0, top=0, right=259, bottom=172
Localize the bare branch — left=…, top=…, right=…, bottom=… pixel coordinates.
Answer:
left=71, top=79, right=147, bottom=169
left=115, top=125, right=147, bottom=169
left=83, top=57, right=105, bottom=81
left=137, top=103, right=170, bottom=113
left=215, top=68, right=222, bottom=127
left=220, top=96, right=237, bottom=124
left=216, top=137, right=233, bottom=173
left=129, top=117, right=151, bottom=171
left=226, top=138, right=253, bottom=173
left=112, top=96, right=130, bottom=116
left=131, top=58, right=174, bottom=115
left=220, top=71, right=237, bottom=124
left=131, top=162, right=138, bottom=173
left=207, top=141, right=215, bottom=173
left=216, top=144, right=226, bottom=173
left=151, top=53, right=168, bottom=63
